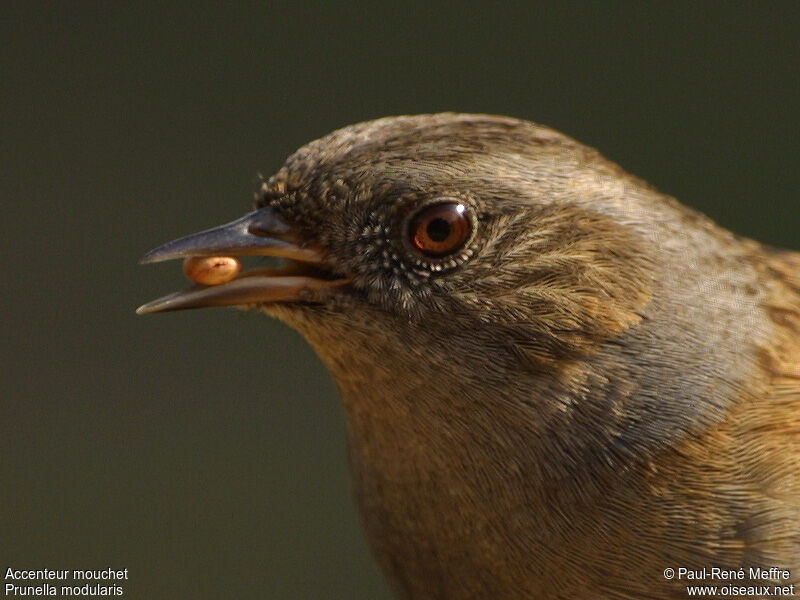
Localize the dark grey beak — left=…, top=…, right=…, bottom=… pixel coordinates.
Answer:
left=139, top=206, right=321, bottom=265
left=136, top=206, right=349, bottom=315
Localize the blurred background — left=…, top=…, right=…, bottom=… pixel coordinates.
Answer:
left=1, top=3, right=797, bottom=599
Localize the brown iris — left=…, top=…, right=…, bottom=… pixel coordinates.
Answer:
left=409, top=202, right=471, bottom=257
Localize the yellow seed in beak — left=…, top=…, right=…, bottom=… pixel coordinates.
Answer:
left=182, top=256, right=241, bottom=286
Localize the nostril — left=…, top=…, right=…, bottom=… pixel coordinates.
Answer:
left=247, top=224, right=273, bottom=237
left=246, top=206, right=293, bottom=237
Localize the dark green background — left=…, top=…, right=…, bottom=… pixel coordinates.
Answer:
left=2, top=3, right=797, bottom=599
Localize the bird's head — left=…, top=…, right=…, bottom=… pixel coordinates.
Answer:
left=139, top=114, right=655, bottom=381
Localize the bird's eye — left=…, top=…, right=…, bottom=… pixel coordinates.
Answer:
left=409, top=202, right=471, bottom=257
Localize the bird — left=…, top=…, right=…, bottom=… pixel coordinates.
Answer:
left=137, top=114, right=799, bottom=600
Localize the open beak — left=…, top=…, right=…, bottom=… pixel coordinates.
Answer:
left=136, top=206, right=349, bottom=315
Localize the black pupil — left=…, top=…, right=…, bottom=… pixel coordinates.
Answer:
left=427, top=217, right=451, bottom=242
